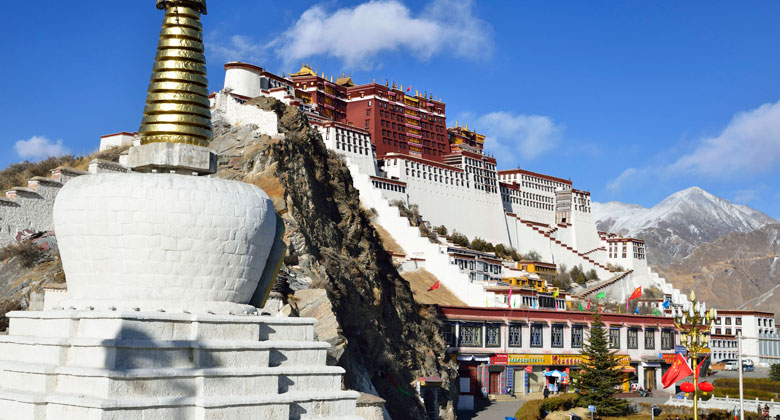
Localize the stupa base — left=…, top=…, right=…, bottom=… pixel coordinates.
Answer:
left=55, top=298, right=259, bottom=315
left=0, top=311, right=364, bottom=420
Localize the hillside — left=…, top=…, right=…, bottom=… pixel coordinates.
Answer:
left=594, top=187, right=775, bottom=266
left=211, top=97, right=458, bottom=420
left=654, top=223, right=780, bottom=318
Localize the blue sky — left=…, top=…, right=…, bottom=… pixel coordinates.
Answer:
left=2, top=1, right=780, bottom=218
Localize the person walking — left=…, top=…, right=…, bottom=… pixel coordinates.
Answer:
left=543, top=385, right=550, bottom=399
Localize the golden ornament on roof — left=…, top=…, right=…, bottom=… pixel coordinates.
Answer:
left=140, top=0, right=212, bottom=147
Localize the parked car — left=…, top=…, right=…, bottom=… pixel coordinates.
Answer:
left=742, top=360, right=754, bottom=372
left=724, top=361, right=739, bottom=371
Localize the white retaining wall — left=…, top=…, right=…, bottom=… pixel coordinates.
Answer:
left=212, top=91, right=279, bottom=135
left=384, top=158, right=508, bottom=245
left=348, top=163, right=498, bottom=307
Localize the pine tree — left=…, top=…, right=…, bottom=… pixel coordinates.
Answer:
left=573, top=313, right=629, bottom=416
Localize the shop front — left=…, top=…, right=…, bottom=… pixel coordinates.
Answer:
left=482, top=354, right=632, bottom=396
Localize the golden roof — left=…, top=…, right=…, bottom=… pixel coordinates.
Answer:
left=290, top=63, right=317, bottom=77
left=336, top=76, right=355, bottom=87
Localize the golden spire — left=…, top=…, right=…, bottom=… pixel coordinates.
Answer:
left=141, top=0, right=212, bottom=147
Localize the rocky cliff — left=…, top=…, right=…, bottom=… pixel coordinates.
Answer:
left=212, top=97, right=458, bottom=420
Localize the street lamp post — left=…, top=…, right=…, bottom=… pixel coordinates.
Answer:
left=672, top=290, right=716, bottom=420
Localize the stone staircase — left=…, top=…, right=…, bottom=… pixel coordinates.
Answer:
left=0, top=311, right=364, bottom=420
left=576, top=270, right=634, bottom=298
left=519, top=220, right=614, bottom=278
left=347, top=164, right=500, bottom=307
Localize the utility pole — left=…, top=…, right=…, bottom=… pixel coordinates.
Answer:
left=737, top=331, right=744, bottom=420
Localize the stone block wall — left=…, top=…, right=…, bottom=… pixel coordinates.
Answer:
left=0, top=167, right=87, bottom=247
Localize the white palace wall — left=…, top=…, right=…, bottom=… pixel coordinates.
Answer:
left=383, top=157, right=508, bottom=245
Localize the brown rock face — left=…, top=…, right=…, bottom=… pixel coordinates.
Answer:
left=212, top=99, right=458, bottom=420
left=656, top=223, right=780, bottom=320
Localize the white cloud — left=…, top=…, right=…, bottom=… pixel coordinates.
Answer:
left=271, top=0, right=492, bottom=68
left=606, top=168, right=643, bottom=193
left=477, top=112, right=564, bottom=162
left=206, top=33, right=266, bottom=64
left=669, top=99, right=780, bottom=178
left=14, top=136, right=69, bottom=160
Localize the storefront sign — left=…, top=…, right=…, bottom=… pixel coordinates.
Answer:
left=492, top=354, right=632, bottom=367
left=525, top=366, right=532, bottom=373
left=662, top=353, right=678, bottom=364
left=489, top=354, right=508, bottom=365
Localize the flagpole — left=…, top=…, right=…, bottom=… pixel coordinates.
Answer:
left=737, top=331, right=744, bottom=420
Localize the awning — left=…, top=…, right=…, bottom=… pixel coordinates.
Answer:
left=621, top=367, right=636, bottom=373
left=642, top=362, right=661, bottom=368
left=457, top=355, right=491, bottom=362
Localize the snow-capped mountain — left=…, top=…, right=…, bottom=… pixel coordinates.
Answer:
left=594, top=187, right=776, bottom=266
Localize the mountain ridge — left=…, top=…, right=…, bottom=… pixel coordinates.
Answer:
left=594, top=186, right=776, bottom=266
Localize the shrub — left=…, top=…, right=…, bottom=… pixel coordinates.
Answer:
left=448, top=232, right=469, bottom=247
left=515, top=394, right=580, bottom=420
left=637, top=403, right=763, bottom=420
left=434, top=225, right=448, bottom=236
left=0, top=240, right=46, bottom=268
left=713, top=378, right=780, bottom=393
left=712, top=387, right=776, bottom=400
left=418, top=223, right=439, bottom=244
left=770, top=364, right=780, bottom=382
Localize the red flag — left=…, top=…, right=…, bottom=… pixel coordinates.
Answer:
left=406, top=85, right=412, bottom=92
left=427, top=281, right=440, bottom=291
left=662, top=353, right=693, bottom=388
left=695, top=353, right=709, bottom=379
left=629, top=286, right=642, bottom=301
left=587, top=299, right=591, bottom=310
left=508, top=287, right=513, bottom=308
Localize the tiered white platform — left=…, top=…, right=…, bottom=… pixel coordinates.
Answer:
left=0, top=311, right=364, bottom=420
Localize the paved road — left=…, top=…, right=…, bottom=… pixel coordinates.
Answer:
left=456, top=398, right=526, bottom=420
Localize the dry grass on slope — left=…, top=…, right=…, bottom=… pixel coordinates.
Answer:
left=401, top=269, right=465, bottom=306
left=371, top=222, right=405, bottom=255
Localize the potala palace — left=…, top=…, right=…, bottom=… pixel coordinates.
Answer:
left=200, top=61, right=688, bottom=310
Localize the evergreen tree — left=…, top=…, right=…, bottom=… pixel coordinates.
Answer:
left=573, top=313, right=628, bottom=416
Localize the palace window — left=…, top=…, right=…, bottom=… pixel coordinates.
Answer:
left=661, top=329, right=674, bottom=350
left=715, top=317, right=721, bottom=325
left=715, top=328, right=721, bottom=335
left=725, top=317, right=732, bottom=325
left=725, top=328, right=732, bottom=335
left=628, top=328, right=639, bottom=349
left=486, top=325, right=501, bottom=348
left=551, top=324, right=564, bottom=348
left=530, top=324, right=543, bottom=348
left=609, top=328, right=621, bottom=349
left=571, top=325, right=583, bottom=348
left=736, top=317, right=742, bottom=326
left=459, top=325, right=482, bottom=347
left=644, top=328, right=655, bottom=349
left=441, top=324, right=455, bottom=347
left=509, top=325, right=522, bottom=347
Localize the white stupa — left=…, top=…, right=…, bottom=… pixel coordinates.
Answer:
left=0, top=1, right=368, bottom=419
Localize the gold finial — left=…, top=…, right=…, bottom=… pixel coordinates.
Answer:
left=690, top=290, right=696, bottom=301
left=157, top=0, right=207, bottom=14
left=140, top=1, right=212, bottom=147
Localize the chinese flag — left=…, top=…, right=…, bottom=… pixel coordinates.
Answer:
left=406, top=85, right=412, bottom=92
left=662, top=353, right=693, bottom=388
left=629, top=286, right=642, bottom=301
left=427, top=281, right=440, bottom=291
